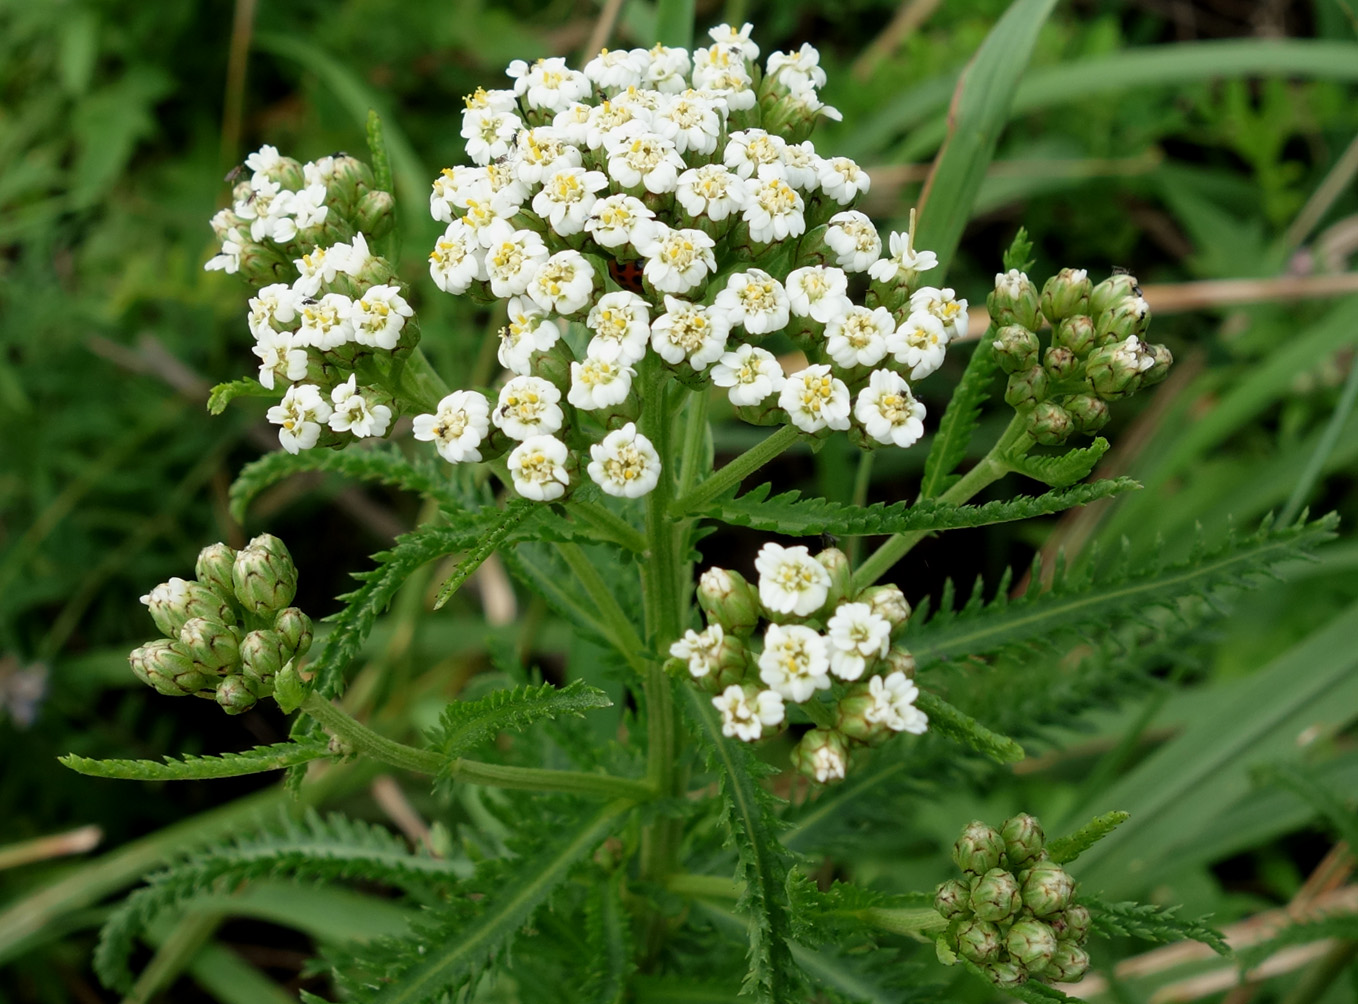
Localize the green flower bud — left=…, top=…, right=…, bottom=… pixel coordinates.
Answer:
left=356, top=190, right=396, bottom=241
left=140, top=577, right=235, bottom=639
left=817, top=547, right=852, bottom=609
left=835, top=682, right=889, bottom=745
left=1089, top=272, right=1139, bottom=316
left=953, top=821, right=1007, bottom=875
left=881, top=646, right=917, bottom=679
left=232, top=534, right=298, bottom=615
left=954, top=917, right=1003, bottom=964
left=1064, top=394, right=1111, bottom=435
left=934, top=878, right=971, bottom=919
left=237, top=240, right=295, bottom=286
left=969, top=867, right=1022, bottom=923
left=988, top=269, right=1042, bottom=331
left=1046, top=941, right=1091, bottom=982
left=1000, top=813, right=1046, bottom=868
left=1043, top=346, right=1079, bottom=382
left=1085, top=336, right=1155, bottom=400
left=983, top=959, right=1028, bottom=987
left=1005, top=366, right=1049, bottom=409
left=215, top=675, right=258, bottom=715
left=1054, top=314, right=1098, bottom=356
left=1141, top=342, right=1173, bottom=388
left=1040, top=268, right=1092, bottom=323
left=992, top=324, right=1041, bottom=374
left=273, top=660, right=309, bottom=713
left=273, top=607, right=313, bottom=659
left=259, top=156, right=305, bottom=191
left=1095, top=293, right=1151, bottom=343
left=130, top=640, right=212, bottom=697
left=326, top=154, right=374, bottom=207
left=697, top=567, right=762, bottom=636
left=1021, top=861, right=1076, bottom=917
left=1006, top=918, right=1058, bottom=973
left=791, top=728, right=850, bottom=784
left=1028, top=401, right=1073, bottom=446
left=194, top=543, right=239, bottom=603
left=860, top=584, right=911, bottom=635
left=239, top=629, right=286, bottom=691
left=1051, top=903, right=1091, bottom=944
left=178, top=617, right=240, bottom=673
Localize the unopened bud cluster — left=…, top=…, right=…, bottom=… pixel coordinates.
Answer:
left=206, top=147, right=410, bottom=456
left=130, top=537, right=312, bottom=715
left=667, top=541, right=927, bottom=784
left=935, top=815, right=1091, bottom=987
left=990, top=268, right=1172, bottom=445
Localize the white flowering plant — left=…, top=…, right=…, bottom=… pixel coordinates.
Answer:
left=61, top=13, right=1343, bottom=1004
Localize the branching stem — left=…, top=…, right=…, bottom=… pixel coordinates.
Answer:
left=670, top=424, right=801, bottom=516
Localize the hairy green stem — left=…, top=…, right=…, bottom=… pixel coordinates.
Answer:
left=557, top=542, right=648, bottom=657
left=676, top=389, right=712, bottom=497
left=666, top=873, right=741, bottom=899
left=669, top=423, right=801, bottom=515
left=568, top=499, right=648, bottom=554
left=857, top=906, right=948, bottom=937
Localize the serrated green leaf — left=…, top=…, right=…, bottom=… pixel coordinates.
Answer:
left=59, top=741, right=334, bottom=782
left=365, top=109, right=393, bottom=197
left=433, top=500, right=535, bottom=609
left=921, top=337, right=1002, bottom=499
left=1237, top=913, right=1358, bottom=970
left=1047, top=811, right=1130, bottom=864
left=207, top=377, right=271, bottom=416
left=1252, top=762, right=1358, bottom=853
left=915, top=691, right=1025, bottom=764
left=430, top=681, right=614, bottom=764
left=1005, top=438, right=1110, bottom=488
left=1085, top=895, right=1230, bottom=956
left=697, top=478, right=1137, bottom=537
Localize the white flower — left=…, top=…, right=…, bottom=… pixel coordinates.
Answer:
left=484, top=161, right=530, bottom=213
left=266, top=384, right=332, bottom=454
left=461, top=107, right=523, bottom=165
left=724, top=129, right=787, bottom=179
left=532, top=166, right=609, bottom=237
left=512, top=127, right=583, bottom=186
left=1110, top=334, right=1156, bottom=372
left=507, top=435, right=572, bottom=501
left=670, top=623, right=725, bottom=678
left=766, top=43, right=827, bottom=92
left=289, top=184, right=329, bottom=231
left=606, top=129, right=685, bottom=194
left=586, top=291, right=652, bottom=364
left=413, top=390, right=491, bottom=464
left=463, top=85, right=519, bottom=114
left=204, top=232, right=243, bottom=274
left=645, top=43, right=692, bottom=92
left=675, top=164, right=747, bottom=222
left=498, top=296, right=562, bottom=374
left=708, top=22, right=759, bottom=61
left=247, top=283, right=300, bottom=338
left=855, top=370, right=926, bottom=448
left=869, top=230, right=939, bottom=284
left=327, top=232, right=373, bottom=278
left=909, top=286, right=969, bottom=342
left=785, top=265, right=851, bottom=324
left=757, top=623, right=830, bottom=702
left=507, top=57, right=591, bottom=112
left=824, top=602, right=891, bottom=681
left=587, top=422, right=662, bottom=498
left=636, top=225, right=717, bottom=295
left=238, top=177, right=296, bottom=242
left=742, top=175, right=805, bottom=244
left=430, top=165, right=491, bottom=223
left=244, top=144, right=282, bottom=177
left=295, top=293, right=354, bottom=350
left=807, top=739, right=847, bottom=783
left=552, top=101, right=595, bottom=147
left=350, top=285, right=414, bottom=350
left=328, top=375, right=392, bottom=439
left=429, top=220, right=486, bottom=294
left=586, top=99, right=651, bottom=151
left=568, top=355, right=635, bottom=410
left=713, top=269, right=790, bottom=336
left=824, top=305, right=895, bottom=369
left=650, top=296, right=729, bottom=370
left=493, top=375, right=564, bottom=440
left=754, top=542, right=831, bottom=617
left=653, top=90, right=723, bottom=155
left=865, top=672, right=928, bottom=734
left=293, top=245, right=344, bottom=297
left=585, top=193, right=659, bottom=250
left=825, top=211, right=882, bottom=272
left=526, top=250, right=596, bottom=315
left=779, top=140, right=821, bottom=191
left=994, top=268, right=1031, bottom=299
left=780, top=364, right=852, bottom=433
left=302, top=154, right=340, bottom=187
left=712, top=685, right=784, bottom=741
left=886, top=310, right=948, bottom=380
left=818, top=157, right=871, bottom=205
left=711, top=343, right=785, bottom=406
left=484, top=226, right=550, bottom=298
left=584, top=47, right=647, bottom=91
left=252, top=327, right=308, bottom=390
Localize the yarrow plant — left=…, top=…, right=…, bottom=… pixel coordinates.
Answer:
left=72, top=17, right=1330, bottom=1004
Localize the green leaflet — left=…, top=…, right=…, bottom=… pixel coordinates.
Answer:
left=695, top=478, right=1137, bottom=537
left=1084, top=895, right=1230, bottom=956
left=1047, top=811, right=1130, bottom=864
left=1004, top=438, right=1111, bottom=488
left=432, top=499, right=535, bottom=609
left=430, top=680, right=614, bottom=763
left=914, top=691, right=1026, bottom=765
left=207, top=377, right=271, bottom=416
left=583, top=871, right=633, bottom=1004
left=365, top=109, right=393, bottom=199
left=60, top=740, right=334, bottom=781
left=1252, top=762, right=1358, bottom=853
left=920, top=337, right=1002, bottom=499
left=685, top=688, right=800, bottom=1003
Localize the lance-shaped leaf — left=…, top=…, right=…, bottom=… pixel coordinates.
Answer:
left=429, top=681, right=614, bottom=764
left=207, top=377, right=272, bottom=416
left=1005, top=438, right=1111, bottom=488
left=60, top=741, right=335, bottom=782
left=1047, top=811, right=1130, bottom=864
left=915, top=691, right=1025, bottom=765
left=432, top=500, right=535, bottom=609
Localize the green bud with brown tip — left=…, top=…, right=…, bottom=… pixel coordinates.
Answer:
left=835, top=682, right=888, bottom=745
left=215, top=675, right=258, bottom=715
left=1141, top=342, right=1173, bottom=388
left=989, top=269, right=1042, bottom=331
left=1021, top=861, right=1076, bottom=917
left=1007, top=918, right=1058, bottom=973
left=1047, top=941, right=1091, bottom=982
left=881, top=646, right=916, bottom=679
left=274, top=607, right=313, bottom=659
left=141, top=577, right=235, bottom=639
left=1005, top=365, right=1049, bottom=409
left=1095, top=293, right=1151, bottom=343
left=860, top=584, right=911, bottom=636
left=934, top=878, right=971, bottom=919
left=1055, top=314, right=1098, bottom=356
left=1028, top=401, right=1073, bottom=446
left=993, top=324, right=1040, bottom=374
left=1064, top=394, right=1111, bottom=434
left=1001, top=813, right=1046, bottom=868
left=1089, top=272, right=1139, bottom=316
left=954, top=917, right=1003, bottom=964
left=697, top=567, right=762, bottom=636
left=983, top=959, right=1028, bottom=987
left=239, top=630, right=286, bottom=693
left=356, top=190, right=396, bottom=241
left=1040, top=268, right=1092, bottom=323
left=179, top=617, right=240, bottom=674
left=232, top=534, right=298, bottom=615
left=1043, top=346, right=1078, bottom=382
left=1052, top=903, right=1091, bottom=943
left=131, top=640, right=213, bottom=697
left=970, top=867, right=1022, bottom=922
left=1085, top=336, right=1154, bottom=400
left=194, top=543, right=239, bottom=604
left=953, top=821, right=1006, bottom=875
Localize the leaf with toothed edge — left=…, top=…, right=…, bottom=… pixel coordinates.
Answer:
left=1004, top=438, right=1111, bottom=488
left=60, top=741, right=335, bottom=781
left=207, top=377, right=272, bottom=415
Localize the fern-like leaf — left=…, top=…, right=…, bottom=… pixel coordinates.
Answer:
left=695, top=478, right=1137, bottom=537
left=432, top=499, right=536, bottom=608
left=1047, top=811, right=1130, bottom=864
left=60, top=740, right=333, bottom=781
left=207, top=377, right=272, bottom=415
left=1252, top=761, right=1358, bottom=852
left=915, top=691, right=1025, bottom=764
left=429, top=680, right=614, bottom=763
left=920, top=337, right=1002, bottom=498
left=1004, top=438, right=1110, bottom=488
left=1085, top=895, right=1230, bottom=956
left=1237, top=913, right=1358, bottom=971
left=583, top=871, right=633, bottom=1003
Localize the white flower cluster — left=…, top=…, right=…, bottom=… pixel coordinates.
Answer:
left=670, top=541, right=927, bottom=784
left=413, top=23, right=962, bottom=502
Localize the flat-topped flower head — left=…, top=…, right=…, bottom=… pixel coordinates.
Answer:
left=743, top=175, right=805, bottom=243
left=636, top=225, right=717, bottom=295
left=351, top=285, right=414, bottom=350
left=532, top=166, right=609, bottom=237
left=714, top=269, right=790, bottom=336
left=568, top=355, right=635, bottom=410
left=587, top=422, right=661, bottom=498
left=586, top=291, right=651, bottom=364
left=584, top=47, right=647, bottom=91
left=755, top=542, right=831, bottom=616
left=499, top=296, right=562, bottom=374
left=910, top=286, right=969, bottom=341
left=780, top=364, right=852, bottom=433
left=527, top=249, right=595, bottom=314
left=252, top=328, right=308, bottom=390
left=247, top=284, right=299, bottom=338
left=766, top=43, right=827, bottom=93
left=507, top=435, right=571, bottom=501
left=711, top=343, right=785, bottom=406
left=725, top=129, right=787, bottom=179
left=585, top=193, right=659, bottom=250
left=825, top=602, right=892, bottom=681
left=676, top=164, right=747, bottom=222
left=606, top=128, right=685, bottom=194
left=507, top=56, right=591, bottom=112
left=818, top=157, right=871, bottom=205
left=865, top=671, right=928, bottom=734
left=493, top=375, right=564, bottom=440
left=670, top=623, right=725, bottom=678
left=869, top=230, right=939, bottom=284
left=654, top=91, right=724, bottom=155
left=786, top=265, right=851, bottom=324
left=485, top=226, right=550, bottom=298
left=887, top=310, right=948, bottom=380
left=825, top=305, right=894, bottom=369
left=267, top=384, right=332, bottom=454
left=825, top=210, right=882, bottom=272
left=713, top=685, right=784, bottom=741
left=758, top=623, right=830, bottom=702
left=295, top=293, right=354, bottom=350
left=855, top=370, right=927, bottom=448
left=461, top=107, right=522, bottom=166
left=328, top=376, right=392, bottom=439
left=651, top=296, right=730, bottom=370
left=413, top=390, right=491, bottom=463
left=429, top=220, right=486, bottom=294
